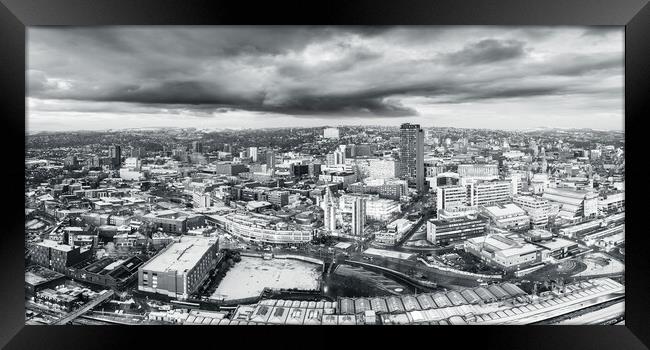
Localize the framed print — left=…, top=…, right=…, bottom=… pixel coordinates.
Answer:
left=1, top=0, right=648, bottom=349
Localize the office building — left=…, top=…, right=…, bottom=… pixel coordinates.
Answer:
left=365, top=198, right=401, bottom=222
left=109, top=145, right=122, bottom=168
left=322, top=187, right=337, bottom=232
left=319, top=171, right=357, bottom=187
left=326, top=151, right=346, bottom=166
left=426, top=217, right=488, bottom=246
left=437, top=206, right=480, bottom=220
left=470, top=181, right=512, bottom=206
left=513, top=195, right=551, bottom=228
left=193, top=192, right=211, bottom=208
left=268, top=190, right=290, bottom=208
left=351, top=197, right=366, bottom=236
left=464, top=235, right=542, bottom=271
left=191, top=141, right=203, bottom=154
left=249, top=147, right=259, bottom=162
left=212, top=162, right=249, bottom=176
left=436, top=185, right=468, bottom=210
left=348, top=178, right=407, bottom=200
left=481, top=204, right=530, bottom=231
left=266, top=150, right=276, bottom=173
left=138, top=236, right=219, bottom=300
left=399, top=123, right=425, bottom=192
left=457, top=164, right=499, bottom=179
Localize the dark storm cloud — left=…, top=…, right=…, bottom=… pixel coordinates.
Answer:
left=27, top=26, right=624, bottom=128
left=96, top=81, right=264, bottom=106
left=442, top=39, right=527, bottom=65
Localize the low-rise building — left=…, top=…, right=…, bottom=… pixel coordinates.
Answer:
left=365, top=198, right=401, bottom=222
left=31, top=240, right=93, bottom=274
left=426, top=216, right=488, bottom=246
left=481, top=203, right=530, bottom=231
left=598, top=192, right=625, bottom=214
left=464, top=235, right=541, bottom=271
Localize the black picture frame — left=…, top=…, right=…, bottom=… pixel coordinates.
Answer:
left=1, top=0, right=648, bottom=349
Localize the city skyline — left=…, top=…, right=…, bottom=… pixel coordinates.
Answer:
left=27, top=26, right=624, bottom=132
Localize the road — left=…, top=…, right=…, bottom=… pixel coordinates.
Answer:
left=394, top=212, right=431, bottom=247
left=53, top=290, right=115, bottom=325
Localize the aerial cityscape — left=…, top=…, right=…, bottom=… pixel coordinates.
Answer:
left=25, top=26, right=624, bottom=325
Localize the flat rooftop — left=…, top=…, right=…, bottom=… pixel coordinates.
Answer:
left=483, top=203, right=526, bottom=217
left=140, top=236, right=216, bottom=273
left=534, top=238, right=579, bottom=251
left=37, top=240, right=75, bottom=252
left=363, top=248, right=414, bottom=260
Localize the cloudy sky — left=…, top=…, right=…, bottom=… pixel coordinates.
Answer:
left=27, top=26, right=624, bottom=132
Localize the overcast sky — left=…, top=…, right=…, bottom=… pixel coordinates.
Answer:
left=27, top=26, right=624, bottom=133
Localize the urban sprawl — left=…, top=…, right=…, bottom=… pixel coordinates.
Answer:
left=24, top=124, right=625, bottom=325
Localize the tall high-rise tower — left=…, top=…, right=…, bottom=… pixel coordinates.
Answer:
left=249, top=147, right=259, bottom=162
left=322, top=187, right=337, bottom=232
left=351, top=197, right=366, bottom=236
left=109, top=145, right=122, bottom=168
left=266, top=150, right=276, bottom=175
left=191, top=141, right=203, bottom=154
left=399, top=123, right=425, bottom=192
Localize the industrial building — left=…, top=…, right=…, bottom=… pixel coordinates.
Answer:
left=31, top=240, right=93, bottom=274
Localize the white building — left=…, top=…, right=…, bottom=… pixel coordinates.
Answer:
left=384, top=218, right=413, bottom=241
left=481, top=204, right=530, bottom=231
left=598, top=192, right=625, bottom=214
left=436, top=185, right=468, bottom=210
left=530, top=174, right=550, bottom=194
left=513, top=195, right=551, bottom=228
left=469, top=181, right=512, bottom=206
left=124, top=157, right=141, bottom=170
left=193, top=192, right=212, bottom=208
left=457, top=164, right=498, bottom=180
left=365, top=198, right=401, bottom=222
left=464, top=235, right=541, bottom=271
left=249, top=147, right=258, bottom=162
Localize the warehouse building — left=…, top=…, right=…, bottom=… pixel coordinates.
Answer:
left=138, top=236, right=219, bottom=300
